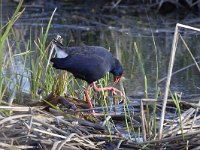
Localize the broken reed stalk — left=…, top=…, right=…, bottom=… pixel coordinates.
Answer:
left=159, top=23, right=179, bottom=139
left=179, top=34, right=200, bottom=72
left=159, top=23, right=200, bottom=139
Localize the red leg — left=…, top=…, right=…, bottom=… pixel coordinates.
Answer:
left=84, top=83, right=124, bottom=115
left=84, top=84, right=95, bottom=114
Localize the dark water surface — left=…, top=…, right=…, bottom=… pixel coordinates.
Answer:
left=1, top=0, right=200, bottom=98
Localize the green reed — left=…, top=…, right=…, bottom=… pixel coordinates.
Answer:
left=0, top=5, right=58, bottom=103
left=170, top=91, right=184, bottom=139
left=0, top=0, right=24, bottom=103
left=29, top=8, right=57, bottom=99
left=134, top=42, right=150, bottom=138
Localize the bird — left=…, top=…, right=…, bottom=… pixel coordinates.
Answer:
left=50, top=37, right=124, bottom=114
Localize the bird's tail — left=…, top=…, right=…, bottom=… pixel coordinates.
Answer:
left=52, top=38, right=68, bottom=58
left=50, top=57, right=66, bottom=70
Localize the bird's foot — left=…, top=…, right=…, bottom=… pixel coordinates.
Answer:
left=111, top=87, right=126, bottom=104
left=92, top=82, right=125, bottom=104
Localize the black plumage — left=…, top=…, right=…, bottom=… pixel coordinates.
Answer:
left=50, top=39, right=123, bottom=84
left=50, top=39, right=124, bottom=114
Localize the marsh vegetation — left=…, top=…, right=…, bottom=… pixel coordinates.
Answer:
left=0, top=0, right=199, bottom=149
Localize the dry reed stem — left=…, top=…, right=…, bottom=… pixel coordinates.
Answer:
left=0, top=106, right=31, bottom=111
left=0, top=102, right=199, bottom=149
left=159, top=23, right=200, bottom=139
left=163, top=108, right=195, bottom=137
left=159, top=23, right=179, bottom=139
left=0, top=114, right=32, bottom=124
left=142, top=130, right=200, bottom=144
left=140, top=100, right=147, bottom=141
left=0, top=105, right=125, bottom=149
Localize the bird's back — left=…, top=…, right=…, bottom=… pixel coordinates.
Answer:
left=65, top=46, right=113, bottom=61
left=51, top=53, right=111, bottom=83
left=52, top=38, right=114, bottom=62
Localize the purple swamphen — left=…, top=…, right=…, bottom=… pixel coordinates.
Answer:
left=50, top=38, right=124, bottom=114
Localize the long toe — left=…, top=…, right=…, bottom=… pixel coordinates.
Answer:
left=112, top=87, right=122, bottom=96
left=111, top=88, right=125, bottom=103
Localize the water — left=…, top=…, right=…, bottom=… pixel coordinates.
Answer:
left=1, top=0, right=200, bottom=98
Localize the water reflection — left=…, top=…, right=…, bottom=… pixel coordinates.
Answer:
left=1, top=1, right=200, bottom=98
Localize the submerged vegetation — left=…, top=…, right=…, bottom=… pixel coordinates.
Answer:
left=0, top=0, right=199, bottom=149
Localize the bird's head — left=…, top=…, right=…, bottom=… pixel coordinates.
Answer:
left=111, top=59, right=124, bottom=84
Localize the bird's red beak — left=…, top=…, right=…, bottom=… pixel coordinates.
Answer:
left=114, top=76, right=122, bottom=84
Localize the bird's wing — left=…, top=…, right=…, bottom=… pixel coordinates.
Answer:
left=68, top=54, right=110, bottom=79
left=51, top=54, right=111, bottom=82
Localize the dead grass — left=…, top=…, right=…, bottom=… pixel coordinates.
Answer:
left=0, top=92, right=199, bottom=150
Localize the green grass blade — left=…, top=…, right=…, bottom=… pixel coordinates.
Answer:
left=0, top=0, right=24, bottom=60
